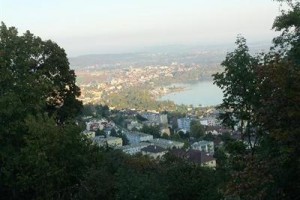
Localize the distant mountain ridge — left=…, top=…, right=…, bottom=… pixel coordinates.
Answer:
left=69, top=42, right=272, bottom=69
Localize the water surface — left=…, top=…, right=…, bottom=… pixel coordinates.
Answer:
left=159, top=81, right=223, bottom=107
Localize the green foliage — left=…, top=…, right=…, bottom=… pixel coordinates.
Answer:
left=108, top=86, right=178, bottom=111
left=116, top=167, right=167, bottom=200
left=178, top=130, right=189, bottom=139
left=141, top=124, right=161, bottom=138
left=0, top=23, right=81, bottom=123
left=95, top=129, right=106, bottom=137
left=272, top=1, right=300, bottom=31
left=254, top=2, right=300, bottom=197
left=96, top=104, right=110, bottom=118
left=161, top=156, right=222, bottom=200
left=0, top=22, right=83, bottom=198
left=16, top=115, right=93, bottom=199
left=111, top=112, right=126, bottom=126
left=110, top=128, right=118, bottom=137
left=81, top=104, right=96, bottom=116
left=213, top=36, right=259, bottom=141
left=212, top=1, right=300, bottom=199
left=170, top=132, right=181, bottom=140
left=120, top=133, right=129, bottom=145
left=203, top=132, right=215, bottom=141
left=190, top=120, right=205, bottom=139
left=161, top=132, right=170, bottom=139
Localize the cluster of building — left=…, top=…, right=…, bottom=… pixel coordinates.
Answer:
left=176, top=108, right=232, bottom=136
left=80, top=109, right=230, bottom=167
left=77, top=64, right=201, bottom=104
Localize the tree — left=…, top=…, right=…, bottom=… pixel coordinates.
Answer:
left=217, top=1, right=300, bottom=199
left=161, top=156, right=222, bottom=200
left=212, top=36, right=259, bottom=152
left=0, top=22, right=82, bottom=123
left=0, top=23, right=83, bottom=198
left=141, top=125, right=161, bottom=138
left=96, top=129, right=106, bottom=137
left=252, top=1, right=300, bottom=198
left=82, top=104, right=96, bottom=116
left=16, top=115, right=94, bottom=199
left=110, top=128, right=118, bottom=137
left=162, top=132, right=170, bottom=139
left=120, top=134, right=129, bottom=145
left=178, top=130, right=189, bottom=139
left=190, top=120, right=205, bottom=139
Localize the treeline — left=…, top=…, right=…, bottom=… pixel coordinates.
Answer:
left=211, top=1, right=300, bottom=199
left=108, top=86, right=180, bottom=111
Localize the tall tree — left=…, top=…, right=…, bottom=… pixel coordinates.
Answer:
left=253, top=0, right=300, bottom=198
left=0, top=23, right=83, bottom=198
left=16, top=115, right=95, bottom=199
left=190, top=120, right=205, bottom=139
left=0, top=22, right=82, bottom=124
left=212, top=36, right=259, bottom=151
left=141, top=124, right=161, bottom=138
left=219, top=1, right=300, bottom=199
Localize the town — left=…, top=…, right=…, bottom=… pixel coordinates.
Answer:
left=76, top=63, right=221, bottom=109
left=81, top=105, right=242, bottom=168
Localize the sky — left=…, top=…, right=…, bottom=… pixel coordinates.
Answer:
left=1, top=0, right=282, bottom=56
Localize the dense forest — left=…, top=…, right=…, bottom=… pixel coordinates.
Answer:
left=0, top=0, right=299, bottom=199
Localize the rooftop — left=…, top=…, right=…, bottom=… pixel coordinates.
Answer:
left=141, top=145, right=167, bottom=153
left=170, top=149, right=215, bottom=164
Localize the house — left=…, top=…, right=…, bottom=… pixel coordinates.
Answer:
left=160, top=127, right=171, bottom=136
left=142, top=121, right=160, bottom=127
left=93, top=136, right=123, bottom=148
left=159, top=114, right=168, bottom=124
left=141, top=112, right=168, bottom=125
left=86, top=119, right=108, bottom=131
left=191, top=140, right=214, bottom=154
left=141, top=145, right=168, bottom=159
left=117, top=142, right=151, bottom=155
left=177, top=117, right=192, bottom=132
left=170, top=149, right=216, bottom=168
left=124, top=131, right=153, bottom=145
left=205, top=125, right=231, bottom=135
left=199, top=117, right=218, bottom=126
left=150, top=138, right=184, bottom=149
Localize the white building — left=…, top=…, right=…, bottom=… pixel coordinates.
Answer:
left=118, top=142, right=151, bottom=155
left=177, top=117, right=192, bottom=132
left=191, top=140, right=214, bottom=154
left=159, top=114, right=168, bottom=124
left=124, top=131, right=153, bottom=145
left=86, top=119, right=107, bottom=131
left=199, top=117, right=218, bottom=126
left=93, top=136, right=123, bottom=148
left=141, top=145, right=168, bottom=159
left=141, top=112, right=168, bottom=124
left=150, top=138, right=184, bottom=149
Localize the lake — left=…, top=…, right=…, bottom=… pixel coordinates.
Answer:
left=159, top=81, right=223, bottom=107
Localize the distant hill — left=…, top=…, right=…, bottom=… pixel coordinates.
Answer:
left=68, top=42, right=271, bottom=70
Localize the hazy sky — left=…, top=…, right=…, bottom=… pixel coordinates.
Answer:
left=1, top=0, right=281, bottom=56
